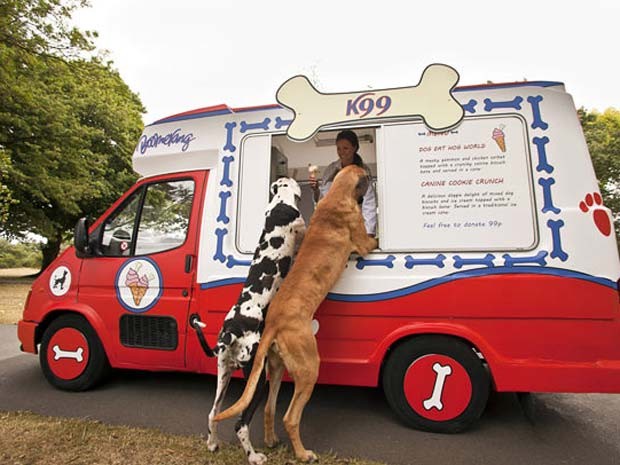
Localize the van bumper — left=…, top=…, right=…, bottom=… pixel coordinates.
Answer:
left=17, top=320, right=38, bottom=354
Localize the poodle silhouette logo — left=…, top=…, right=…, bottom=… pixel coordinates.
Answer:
left=49, top=266, right=71, bottom=297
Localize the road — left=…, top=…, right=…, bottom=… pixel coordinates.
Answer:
left=1, top=324, right=619, bottom=465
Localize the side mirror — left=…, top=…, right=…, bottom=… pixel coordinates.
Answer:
left=74, top=217, right=91, bottom=258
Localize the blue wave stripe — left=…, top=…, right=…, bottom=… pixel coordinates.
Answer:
left=327, top=267, right=617, bottom=302
left=199, top=267, right=617, bottom=302
left=200, top=277, right=245, bottom=290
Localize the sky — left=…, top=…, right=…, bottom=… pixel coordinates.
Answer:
left=73, top=0, right=619, bottom=125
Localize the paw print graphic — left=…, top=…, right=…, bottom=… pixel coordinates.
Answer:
left=579, top=192, right=611, bottom=237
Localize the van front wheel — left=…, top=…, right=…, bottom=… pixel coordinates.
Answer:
left=382, top=336, right=490, bottom=433
left=39, top=314, right=110, bottom=391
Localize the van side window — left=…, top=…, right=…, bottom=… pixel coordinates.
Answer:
left=101, top=189, right=142, bottom=256
left=100, top=180, right=195, bottom=257
left=135, top=180, right=194, bottom=255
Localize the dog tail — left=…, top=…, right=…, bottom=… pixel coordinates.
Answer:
left=214, top=327, right=275, bottom=422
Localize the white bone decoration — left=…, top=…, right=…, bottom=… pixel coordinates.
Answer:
left=52, top=345, right=84, bottom=363
left=276, top=64, right=464, bottom=142
left=423, top=362, right=453, bottom=411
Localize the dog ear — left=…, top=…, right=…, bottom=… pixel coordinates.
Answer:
left=269, top=182, right=279, bottom=202
left=355, top=174, right=369, bottom=193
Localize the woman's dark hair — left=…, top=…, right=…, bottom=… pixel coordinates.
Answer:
left=336, top=130, right=363, bottom=166
left=336, top=130, right=359, bottom=152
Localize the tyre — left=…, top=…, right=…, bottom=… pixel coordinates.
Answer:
left=382, top=335, right=490, bottom=433
left=39, top=314, right=110, bottom=391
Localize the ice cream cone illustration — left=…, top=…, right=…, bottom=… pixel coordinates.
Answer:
left=308, top=164, right=319, bottom=180
left=492, top=126, right=506, bottom=152
left=125, top=264, right=149, bottom=306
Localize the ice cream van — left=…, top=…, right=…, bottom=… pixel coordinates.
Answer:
left=17, top=76, right=620, bottom=433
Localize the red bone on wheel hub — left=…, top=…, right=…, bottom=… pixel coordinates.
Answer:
left=46, top=328, right=90, bottom=380
left=403, top=354, right=473, bottom=421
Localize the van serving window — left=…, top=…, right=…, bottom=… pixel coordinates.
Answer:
left=236, top=129, right=378, bottom=254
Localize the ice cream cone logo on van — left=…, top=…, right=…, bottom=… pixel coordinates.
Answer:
left=125, top=263, right=151, bottom=306
left=492, top=125, right=506, bottom=152
left=116, top=258, right=163, bottom=313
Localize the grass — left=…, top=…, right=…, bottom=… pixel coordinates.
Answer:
left=0, top=268, right=38, bottom=324
left=0, top=271, right=386, bottom=465
left=0, top=411, right=384, bottom=465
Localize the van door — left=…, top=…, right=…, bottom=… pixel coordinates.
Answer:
left=78, top=171, right=206, bottom=369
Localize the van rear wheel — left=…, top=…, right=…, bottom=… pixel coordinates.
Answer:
left=39, top=314, right=110, bottom=391
left=382, top=335, right=489, bottom=433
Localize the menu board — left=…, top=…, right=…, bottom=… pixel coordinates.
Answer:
left=380, top=116, right=537, bottom=251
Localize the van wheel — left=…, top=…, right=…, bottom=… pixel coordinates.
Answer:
left=382, top=335, right=490, bottom=433
left=39, top=314, right=110, bottom=391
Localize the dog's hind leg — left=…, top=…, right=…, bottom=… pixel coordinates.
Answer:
left=280, top=334, right=320, bottom=463
left=236, top=364, right=269, bottom=465
left=264, top=349, right=285, bottom=448
left=207, top=354, right=233, bottom=452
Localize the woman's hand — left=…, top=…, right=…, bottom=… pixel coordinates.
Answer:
left=309, top=176, right=320, bottom=202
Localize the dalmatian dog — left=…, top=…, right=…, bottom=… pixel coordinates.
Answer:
left=191, top=177, right=306, bottom=465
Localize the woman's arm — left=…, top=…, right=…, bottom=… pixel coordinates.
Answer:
left=361, top=180, right=377, bottom=236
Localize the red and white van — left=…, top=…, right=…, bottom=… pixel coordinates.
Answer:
left=18, top=79, right=620, bottom=432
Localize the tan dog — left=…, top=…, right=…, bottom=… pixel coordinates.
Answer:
left=214, top=164, right=378, bottom=462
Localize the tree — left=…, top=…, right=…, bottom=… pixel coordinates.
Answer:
left=0, top=0, right=94, bottom=59
left=579, top=108, right=620, bottom=241
left=0, top=0, right=144, bottom=270
left=0, top=149, right=15, bottom=223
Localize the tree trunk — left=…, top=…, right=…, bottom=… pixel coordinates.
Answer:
left=40, top=234, right=63, bottom=273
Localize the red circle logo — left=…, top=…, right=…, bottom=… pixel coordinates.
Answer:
left=403, top=354, right=472, bottom=421
left=47, top=328, right=90, bottom=380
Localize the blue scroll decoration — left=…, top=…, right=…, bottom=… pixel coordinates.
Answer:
left=453, top=254, right=496, bottom=269
left=275, top=116, right=292, bottom=129
left=220, top=155, right=234, bottom=187
left=217, top=191, right=231, bottom=224
left=226, top=255, right=252, bottom=268
left=224, top=122, right=237, bottom=153
left=527, top=96, right=548, bottom=130
left=503, top=251, right=548, bottom=267
left=240, top=118, right=271, bottom=133
left=216, top=117, right=283, bottom=268
left=484, top=96, right=523, bottom=112
left=533, top=136, right=553, bottom=174
left=547, top=219, right=568, bottom=261
left=404, top=254, right=447, bottom=269
left=213, top=228, right=228, bottom=263
left=462, top=99, right=478, bottom=114
left=538, top=178, right=561, bottom=214
left=355, top=255, right=396, bottom=270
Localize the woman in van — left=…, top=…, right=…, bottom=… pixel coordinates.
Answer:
left=309, top=129, right=377, bottom=236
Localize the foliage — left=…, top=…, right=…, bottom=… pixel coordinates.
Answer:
left=0, top=0, right=94, bottom=59
left=0, top=238, right=41, bottom=268
left=579, top=107, right=620, bottom=241
left=0, top=149, right=16, bottom=223
left=0, top=0, right=144, bottom=270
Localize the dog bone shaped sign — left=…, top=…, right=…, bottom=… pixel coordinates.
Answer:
left=276, top=63, right=464, bottom=142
